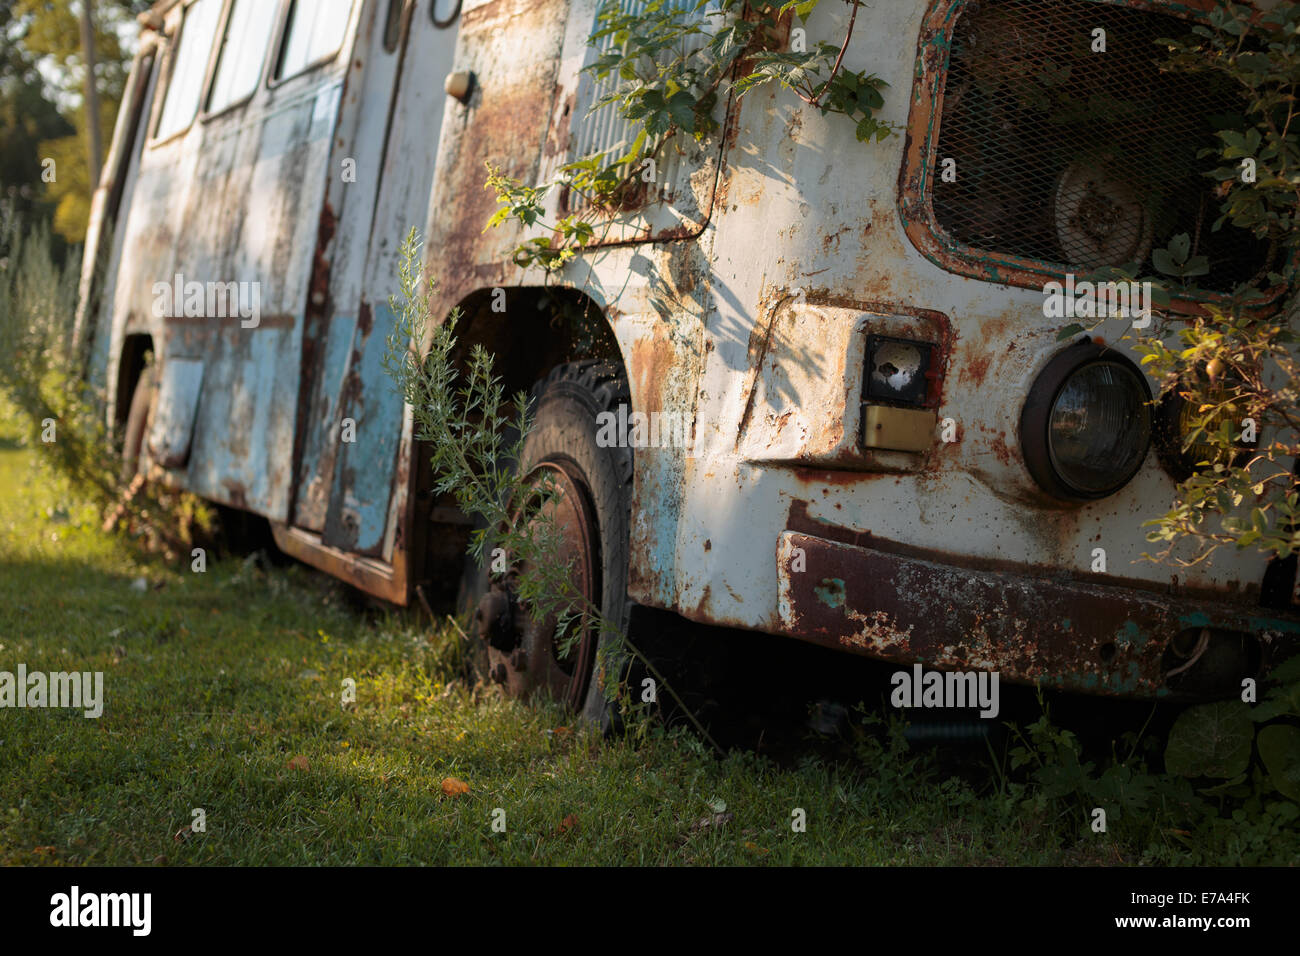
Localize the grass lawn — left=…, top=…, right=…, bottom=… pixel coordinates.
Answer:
left=0, top=408, right=1148, bottom=866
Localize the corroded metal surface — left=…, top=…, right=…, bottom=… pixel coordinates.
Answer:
left=777, top=531, right=1300, bottom=697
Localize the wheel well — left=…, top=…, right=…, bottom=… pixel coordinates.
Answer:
left=447, top=286, right=626, bottom=398
left=411, top=286, right=630, bottom=608
left=115, top=334, right=154, bottom=430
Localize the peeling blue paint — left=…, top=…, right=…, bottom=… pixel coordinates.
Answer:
left=815, top=577, right=847, bottom=610
left=324, top=303, right=405, bottom=555
left=1116, top=619, right=1145, bottom=649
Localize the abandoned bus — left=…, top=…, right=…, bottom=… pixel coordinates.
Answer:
left=76, top=0, right=1300, bottom=721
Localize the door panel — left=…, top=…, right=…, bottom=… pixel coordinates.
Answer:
left=315, top=4, right=462, bottom=557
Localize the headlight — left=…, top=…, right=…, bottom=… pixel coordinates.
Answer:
left=1154, top=384, right=1248, bottom=482
left=1021, top=342, right=1152, bottom=500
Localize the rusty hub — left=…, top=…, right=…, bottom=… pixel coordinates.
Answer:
left=477, top=459, right=602, bottom=711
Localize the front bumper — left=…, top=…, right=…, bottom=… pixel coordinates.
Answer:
left=775, top=531, right=1300, bottom=698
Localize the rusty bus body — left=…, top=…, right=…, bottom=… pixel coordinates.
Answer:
left=80, top=0, right=1300, bottom=705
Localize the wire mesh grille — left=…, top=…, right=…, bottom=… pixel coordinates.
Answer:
left=568, top=0, right=721, bottom=212
left=931, top=0, right=1272, bottom=294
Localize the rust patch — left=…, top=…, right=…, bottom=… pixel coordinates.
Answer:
left=775, top=530, right=1283, bottom=698
left=989, top=431, right=1014, bottom=466
left=289, top=201, right=339, bottom=521
left=962, top=352, right=991, bottom=388
left=310, top=203, right=338, bottom=307
left=629, top=323, right=676, bottom=416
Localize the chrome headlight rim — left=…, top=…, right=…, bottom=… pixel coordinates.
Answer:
left=1020, top=341, right=1153, bottom=501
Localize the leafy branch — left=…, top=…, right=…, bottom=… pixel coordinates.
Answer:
left=485, top=0, right=897, bottom=273
left=1054, top=4, right=1300, bottom=568
left=1129, top=2, right=1300, bottom=567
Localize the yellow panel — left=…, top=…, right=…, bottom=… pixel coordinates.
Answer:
left=862, top=405, right=937, bottom=453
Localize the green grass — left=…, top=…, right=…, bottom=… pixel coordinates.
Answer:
left=0, top=407, right=1130, bottom=866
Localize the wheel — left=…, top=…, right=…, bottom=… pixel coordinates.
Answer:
left=472, top=360, right=634, bottom=726
left=120, top=364, right=157, bottom=484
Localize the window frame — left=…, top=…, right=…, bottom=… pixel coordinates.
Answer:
left=148, top=0, right=227, bottom=147
left=200, top=0, right=282, bottom=122
left=267, top=0, right=357, bottom=89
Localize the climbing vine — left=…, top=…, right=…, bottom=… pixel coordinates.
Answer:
left=485, top=0, right=896, bottom=273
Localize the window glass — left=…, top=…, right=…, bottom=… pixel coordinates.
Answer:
left=155, top=0, right=223, bottom=140
left=208, top=0, right=279, bottom=112
left=277, top=0, right=353, bottom=80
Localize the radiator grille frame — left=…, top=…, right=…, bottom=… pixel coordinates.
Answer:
left=898, top=0, right=1286, bottom=313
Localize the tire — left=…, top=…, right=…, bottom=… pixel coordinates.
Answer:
left=120, top=364, right=157, bottom=484
left=474, top=360, right=634, bottom=726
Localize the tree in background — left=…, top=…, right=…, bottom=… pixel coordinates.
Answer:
left=0, top=1, right=74, bottom=236
left=2, top=0, right=149, bottom=245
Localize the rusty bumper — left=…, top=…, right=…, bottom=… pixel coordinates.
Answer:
left=776, top=532, right=1300, bottom=698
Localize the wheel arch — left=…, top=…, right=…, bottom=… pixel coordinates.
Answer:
left=444, top=284, right=628, bottom=399
left=408, top=284, right=634, bottom=601
left=114, top=332, right=155, bottom=433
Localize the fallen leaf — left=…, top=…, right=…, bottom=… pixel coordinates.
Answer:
left=691, top=812, right=733, bottom=832
left=287, top=755, right=310, bottom=771
left=173, top=825, right=192, bottom=843
left=558, top=814, right=579, bottom=834
left=744, top=841, right=769, bottom=854
left=441, top=776, right=470, bottom=797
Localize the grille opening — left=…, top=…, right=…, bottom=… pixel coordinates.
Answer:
left=564, top=0, right=723, bottom=215
left=930, top=0, right=1273, bottom=295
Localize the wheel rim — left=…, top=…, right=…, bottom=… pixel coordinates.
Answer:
left=515, top=459, right=602, bottom=711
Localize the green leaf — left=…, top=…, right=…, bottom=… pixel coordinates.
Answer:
left=1168, top=232, right=1191, bottom=264
left=667, top=90, right=698, bottom=132
left=1257, top=725, right=1300, bottom=802
left=1235, top=51, right=1271, bottom=73
left=779, top=0, right=818, bottom=18
left=1164, top=700, right=1254, bottom=778
left=1152, top=247, right=1178, bottom=276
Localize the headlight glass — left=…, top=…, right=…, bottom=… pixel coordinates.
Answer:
left=1154, top=384, right=1245, bottom=482
left=1047, top=360, right=1151, bottom=496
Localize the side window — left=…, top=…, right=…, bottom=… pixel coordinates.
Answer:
left=207, top=0, right=280, bottom=113
left=154, top=0, right=223, bottom=141
left=276, top=0, right=353, bottom=80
